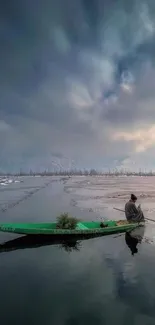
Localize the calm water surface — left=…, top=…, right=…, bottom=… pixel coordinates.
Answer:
left=0, top=177, right=155, bottom=325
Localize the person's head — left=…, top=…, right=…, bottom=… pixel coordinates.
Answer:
left=130, top=193, right=137, bottom=203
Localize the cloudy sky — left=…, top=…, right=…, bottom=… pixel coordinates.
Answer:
left=1, top=0, right=155, bottom=172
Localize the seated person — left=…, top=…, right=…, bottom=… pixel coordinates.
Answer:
left=125, top=194, right=144, bottom=222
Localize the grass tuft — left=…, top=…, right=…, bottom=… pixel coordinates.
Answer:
left=56, top=213, right=79, bottom=230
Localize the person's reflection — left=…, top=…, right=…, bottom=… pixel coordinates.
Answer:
left=125, top=231, right=138, bottom=255
left=125, top=226, right=145, bottom=256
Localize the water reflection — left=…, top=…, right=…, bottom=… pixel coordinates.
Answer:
left=125, top=232, right=138, bottom=255
left=0, top=235, right=85, bottom=254
left=60, top=240, right=81, bottom=252
left=125, top=226, right=145, bottom=256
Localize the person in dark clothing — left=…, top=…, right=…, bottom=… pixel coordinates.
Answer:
left=125, top=194, right=144, bottom=222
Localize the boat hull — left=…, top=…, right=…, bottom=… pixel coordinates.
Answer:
left=0, top=220, right=142, bottom=236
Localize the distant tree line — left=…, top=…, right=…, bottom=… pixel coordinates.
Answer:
left=0, top=168, right=155, bottom=177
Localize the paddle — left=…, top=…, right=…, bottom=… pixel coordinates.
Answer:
left=113, top=207, right=155, bottom=223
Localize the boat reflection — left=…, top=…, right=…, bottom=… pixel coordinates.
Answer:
left=125, top=226, right=145, bottom=256
left=0, top=234, right=95, bottom=254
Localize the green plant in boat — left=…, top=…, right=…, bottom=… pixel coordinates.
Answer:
left=56, top=213, right=79, bottom=230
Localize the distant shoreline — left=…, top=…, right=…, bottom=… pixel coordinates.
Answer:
left=1, top=172, right=155, bottom=177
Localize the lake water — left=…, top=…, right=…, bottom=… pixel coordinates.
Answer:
left=0, top=176, right=155, bottom=325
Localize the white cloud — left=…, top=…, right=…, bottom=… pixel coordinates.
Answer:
left=140, top=3, right=155, bottom=36
left=120, top=83, right=133, bottom=93
left=120, top=71, right=134, bottom=93
left=113, top=124, right=155, bottom=153
left=0, top=121, right=11, bottom=132
left=52, top=27, right=71, bottom=54
left=79, top=51, right=116, bottom=91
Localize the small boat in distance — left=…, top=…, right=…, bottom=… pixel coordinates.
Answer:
left=0, top=220, right=143, bottom=236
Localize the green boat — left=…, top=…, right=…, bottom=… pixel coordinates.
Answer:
left=0, top=220, right=142, bottom=236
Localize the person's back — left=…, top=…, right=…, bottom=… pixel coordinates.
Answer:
left=125, top=200, right=138, bottom=221
left=125, top=194, right=144, bottom=222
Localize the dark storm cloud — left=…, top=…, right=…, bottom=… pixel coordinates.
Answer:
left=1, top=0, right=155, bottom=171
